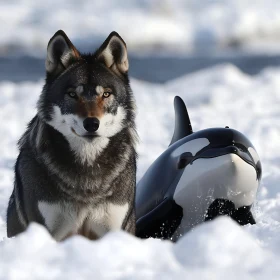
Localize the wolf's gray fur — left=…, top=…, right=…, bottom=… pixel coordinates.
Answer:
left=7, top=30, right=137, bottom=241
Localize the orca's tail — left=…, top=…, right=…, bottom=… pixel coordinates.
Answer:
left=169, top=96, right=193, bottom=146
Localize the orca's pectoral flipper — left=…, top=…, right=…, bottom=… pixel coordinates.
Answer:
left=136, top=198, right=183, bottom=240
left=169, top=96, right=193, bottom=146
left=205, top=199, right=256, bottom=225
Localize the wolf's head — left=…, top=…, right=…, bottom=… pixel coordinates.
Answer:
left=37, top=30, right=136, bottom=162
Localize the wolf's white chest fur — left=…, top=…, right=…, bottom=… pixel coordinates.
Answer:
left=38, top=201, right=129, bottom=241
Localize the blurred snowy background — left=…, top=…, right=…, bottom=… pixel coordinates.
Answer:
left=1, top=1, right=280, bottom=279
left=3, top=0, right=280, bottom=56
left=3, top=0, right=280, bottom=81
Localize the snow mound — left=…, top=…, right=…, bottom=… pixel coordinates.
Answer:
left=1, top=218, right=279, bottom=280
left=0, top=222, right=179, bottom=279
left=175, top=218, right=265, bottom=269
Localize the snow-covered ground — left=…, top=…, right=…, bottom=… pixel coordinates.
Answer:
left=0, top=63, right=280, bottom=279
left=2, top=0, right=280, bottom=55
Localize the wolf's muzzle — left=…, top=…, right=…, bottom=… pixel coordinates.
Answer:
left=83, top=117, right=100, bottom=132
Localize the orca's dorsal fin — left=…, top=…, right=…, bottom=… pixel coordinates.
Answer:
left=169, top=96, right=193, bottom=146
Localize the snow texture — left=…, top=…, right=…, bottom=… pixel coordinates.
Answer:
left=0, top=64, right=280, bottom=279
left=2, top=0, right=280, bottom=55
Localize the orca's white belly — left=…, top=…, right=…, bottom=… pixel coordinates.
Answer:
left=173, top=154, right=258, bottom=239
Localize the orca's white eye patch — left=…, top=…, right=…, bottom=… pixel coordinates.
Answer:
left=172, top=138, right=210, bottom=158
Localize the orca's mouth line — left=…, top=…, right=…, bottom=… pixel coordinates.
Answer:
left=194, top=145, right=254, bottom=166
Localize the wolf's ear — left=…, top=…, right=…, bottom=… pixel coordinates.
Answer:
left=97, top=32, right=129, bottom=76
left=45, top=30, right=81, bottom=76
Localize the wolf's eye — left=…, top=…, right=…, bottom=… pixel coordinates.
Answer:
left=103, top=92, right=111, bottom=98
left=68, top=92, right=77, bottom=98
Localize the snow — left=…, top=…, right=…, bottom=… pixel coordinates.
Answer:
left=1, top=64, right=280, bottom=278
left=1, top=219, right=280, bottom=279
left=2, top=0, right=280, bottom=55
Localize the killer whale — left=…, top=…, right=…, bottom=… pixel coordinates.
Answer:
left=136, top=96, right=262, bottom=241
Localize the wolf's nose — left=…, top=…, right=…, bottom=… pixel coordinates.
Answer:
left=83, top=117, right=100, bottom=132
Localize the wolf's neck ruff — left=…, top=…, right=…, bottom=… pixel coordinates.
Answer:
left=23, top=115, right=134, bottom=203
left=33, top=114, right=132, bottom=167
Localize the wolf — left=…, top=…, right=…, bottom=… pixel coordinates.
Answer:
left=6, top=30, right=138, bottom=241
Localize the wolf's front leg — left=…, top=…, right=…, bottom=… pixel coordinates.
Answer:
left=106, top=203, right=135, bottom=235
left=38, top=201, right=80, bottom=241
left=6, top=191, right=27, bottom=238
left=122, top=207, right=136, bottom=235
